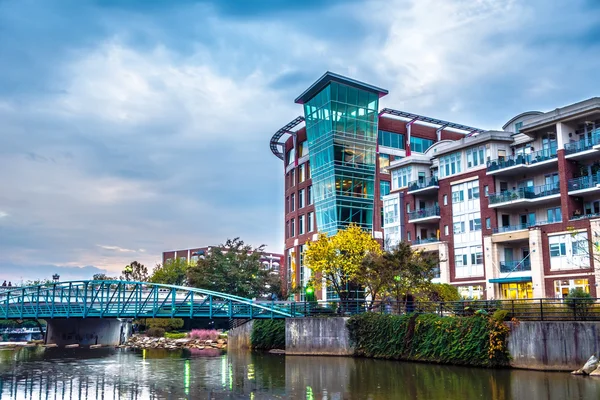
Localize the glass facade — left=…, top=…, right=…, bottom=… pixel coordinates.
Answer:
left=303, top=82, right=381, bottom=236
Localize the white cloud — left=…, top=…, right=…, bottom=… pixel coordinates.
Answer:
left=97, top=245, right=137, bottom=253
left=0, top=211, right=8, bottom=218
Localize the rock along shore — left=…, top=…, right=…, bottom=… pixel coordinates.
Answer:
left=120, top=335, right=228, bottom=351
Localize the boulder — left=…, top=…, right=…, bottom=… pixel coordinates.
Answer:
left=65, top=344, right=79, bottom=348
left=571, top=369, right=585, bottom=375
left=590, top=367, right=600, bottom=376
left=269, top=349, right=285, bottom=354
left=582, top=355, right=599, bottom=374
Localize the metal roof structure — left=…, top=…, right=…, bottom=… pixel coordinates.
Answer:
left=379, top=108, right=485, bottom=134
left=294, top=71, right=388, bottom=104
left=269, top=116, right=305, bottom=160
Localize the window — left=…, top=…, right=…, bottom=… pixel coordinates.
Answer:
left=290, top=194, right=295, bottom=211
left=444, top=225, right=449, bottom=236
left=452, top=187, right=464, bottom=203
left=443, top=194, right=448, bottom=206
left=391, top=167, right=412, bottom=189
left=286, top=196, right=289, bottom=213
left=299, top=164, right=306, bottom=182
left=547, top=207, right=561, bottom=223
left=379, top=154, right=390, bottom=172
left=307, top=212, right=314, bottom=232
left=286, top=172, right=290, bottom=189
left=298, top=189, right=305, bottom=209
left=290, top=219, right=295, bottom=237
left=383, top=197, right=399, bottom=226
left=484, top=185, right=489, bottom=197
left=378, top=130, right=405, bottom=149
left=468, top=186, right=480, bottom=200
left=410, top=137, right=434, bottom=153
left=287, top=148, right=295, bottom=165
left=407, top=232, right=411, bottom=241
left=455, top=254, right=467, bottom=268
left=291, top=169, right=296, bottom=187
left=299, top=141, right=308, bottom=157
left=406, top=203, right=411, bottom=213
left=308, top=186, right=313, bottom=205
left=515, top=121, right=523, bottom=133
left=380, top=181, right=390, bottom=198
left=439, top=152, right=462, bottom=178
left=299, top=215, right=305, bottom=235
left=550, top=242, right=566, bottom=257
left=469, top=215, right=482, bottom=231
left=466, top=146, right=485, bottom=168
left=453, top=222, right=465, bottom=234
left=485, top=217, right=491, bottom=229
left=471, top=248, right=483, bottom=265
left=497, top=149, right=507, bottom=160
left=286, top=221, right=290, bottom=238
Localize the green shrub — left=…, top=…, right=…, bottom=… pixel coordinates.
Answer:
left=346, top=313, right=510, bottom=367
left=164, top=332, right=187, bottom=339
left=146, top=318, right=184, bottom=331
left=492, top=309, right=509, bottom=322
left=251, top=320, right=285, bottom=350
left=146, top=327, right=165, bottom=338
left=565, top=288, right=594, bottom=320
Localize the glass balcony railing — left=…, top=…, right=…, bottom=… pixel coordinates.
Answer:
left=499, top=260, right=531, bottom=273
left=412, top=238, right=440, bottom=245
left=487, top=146, right=558, bottom=172
left=571, top=212, right=600, bottom=221
left=407, top=206, right=440, bottom=220
left=564, top=130, right=600, bottom=154
left=407, top=177, right=439, bottom=192
left=567, top=172, right=600, bottom=191
left=488, top=183, right=561, bottom=205
left=492, top=224, right=531, bottom=234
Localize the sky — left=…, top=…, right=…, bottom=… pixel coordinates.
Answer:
left=1, top=0, right=599, bottom=283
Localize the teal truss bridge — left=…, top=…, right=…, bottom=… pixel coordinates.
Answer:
left=0, top=281, right=297, bottom=320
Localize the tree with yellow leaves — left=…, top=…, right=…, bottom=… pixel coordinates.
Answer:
left=303, top=224, right=382, bottom=302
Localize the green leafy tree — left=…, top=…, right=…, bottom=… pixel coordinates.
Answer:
left=303, top=224, right=382, bottom=302
left=359, top=253, right=396, bottom=307
left=150, top=259, right=189, bottom=286
left=121, top=261, right=149, bottom=282
left=428, top=283, right=461, bottom=302
left=92, top=273, right=117, bottom=281
left=565, top=287, right=594, bottom=320
left=187, top=238, right=273, bottom=299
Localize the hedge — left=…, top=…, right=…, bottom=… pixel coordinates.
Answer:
left=251, top=320, right=285, bottom=350
left=346, top=313, right=510, bottom=367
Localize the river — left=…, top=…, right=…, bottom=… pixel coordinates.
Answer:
left=0, top=347, right=597, bottom=399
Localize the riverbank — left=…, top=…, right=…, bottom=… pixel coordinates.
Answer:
left=122, top=334, right=228, bottom=350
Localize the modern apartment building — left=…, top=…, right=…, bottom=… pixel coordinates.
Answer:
left=270, top=72, right=483, bottom=300
left=385, top=97, right=600, bottom=300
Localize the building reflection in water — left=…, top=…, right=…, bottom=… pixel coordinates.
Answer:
left=0, top=347, right=599, bottom=399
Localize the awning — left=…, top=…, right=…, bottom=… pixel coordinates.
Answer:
left=489, top=276, right=532, bottom=283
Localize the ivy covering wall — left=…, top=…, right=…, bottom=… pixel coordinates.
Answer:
left=346, top=313, right=510, bottom=367
left=251, top=320, right=286, bottom=350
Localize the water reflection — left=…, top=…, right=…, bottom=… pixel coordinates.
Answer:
left=0, top=347, right=597, bottom=399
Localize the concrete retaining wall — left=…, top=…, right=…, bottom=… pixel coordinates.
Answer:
left=286, top=317, right=353, bottom=356
left=508, top=321, right=600, bottom=371
left=45, top=318, right=129, bottom=346
left=228, top=320, right=254, bottom=350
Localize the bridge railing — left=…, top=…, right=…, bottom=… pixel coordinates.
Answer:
left=282, top=298, right=600, bottom=321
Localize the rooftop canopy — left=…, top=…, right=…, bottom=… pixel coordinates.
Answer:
left=294, top=71, right=388, bottom=105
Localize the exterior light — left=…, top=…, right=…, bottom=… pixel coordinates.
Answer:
left=52, top=274, right=60, bottom=282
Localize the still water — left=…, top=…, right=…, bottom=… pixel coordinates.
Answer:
left=0, top=347, right=598, bottom=400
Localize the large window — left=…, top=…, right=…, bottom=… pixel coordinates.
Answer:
left=547, top=207, right=561, bottom=223
left=378, top=130, right=405, bottom=149
left=290, top=219, right=295, bottom=237
left=299, top=215, right=305, bottom=235
left=287, top=148, right=295, bottom=166
left=384, top=199, right=399, bottom=226
left=466, top=146, right=485, bottom=168
left=549, top=232, right=589, bottom=270
left=298, top=189, right=305, bottom=209
left=379, top=153, right=390, bottom=172
left=468, top=214, right=482, bottom=231
left=308, top=186, right=313, bottom=205
left=290, top=194, right=295, bottom=211
left=299, top=141, right=309, bottom=157
left=410, top=137, right=434, bottom=153
left=439, top=152, right=462, bottom=178
left=554, top=279, right=589, bottom=298
left=307, top=212, right=314, bottom=232
left=380, top=181, right=390, bottom=198
left=391, top=167, right=412, bottom=190
left=299, top=164, right=306, bottom=182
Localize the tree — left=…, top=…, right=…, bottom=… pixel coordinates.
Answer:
left=567, top=226, right=600, bottom=267
left=92, top=273, right=116, bottom=281
left=150, top=259, right=189, bottom=286
left=187, top=238, right=273, bottom=299
left=359, top=253, right=396, bottom=307
left=428, top=283, right=461, bottom=302
left=121, top=261, right=149, bottom=282
left=303, top=224, right=382, bottom=302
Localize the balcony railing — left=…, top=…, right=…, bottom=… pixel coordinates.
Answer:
left=568, top=172, right=600, bottom=191
left=499, top=260, right=531, bottom=273
left=487, top=146, right=558, bottom=172
left=412, top=238, right=440, bottom=245
left=492, top=224, right=531, bottom=234
left=407, top=206, right=440, bottom=220
left=564, top=130, right=600, bottom=154
left=571, top=212, right=600, bottom=221
left=407, top=177, right=439, bottom=192
left=488, top=183, right=561, bottom=205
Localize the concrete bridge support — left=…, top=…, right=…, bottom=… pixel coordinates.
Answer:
left=45, top=318, right=132, bottom=346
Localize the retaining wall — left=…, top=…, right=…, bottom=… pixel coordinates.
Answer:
left=228, top=320, right=254, bottom=350
left=45, top=318, right=130, bottom=346
left=285, top=317, right=353, bottom=356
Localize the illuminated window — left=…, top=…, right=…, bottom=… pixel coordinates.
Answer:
left=379, top=154, right=390, bottom=172
left=299, top=164, right=306, bottom=182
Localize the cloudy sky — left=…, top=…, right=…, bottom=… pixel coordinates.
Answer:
left=1, top=0, right=599, bottom=282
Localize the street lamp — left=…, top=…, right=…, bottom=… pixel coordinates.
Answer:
left=52, top=274, right=60, bottom=282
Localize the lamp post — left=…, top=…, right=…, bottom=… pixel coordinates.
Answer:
left=52, top=274, right=60, bottom=283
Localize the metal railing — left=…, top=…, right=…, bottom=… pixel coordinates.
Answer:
left=407, top=206, right=440, bottom=220
left=564, top=131, right=600, bottom=154
left=492, top=223, right=531, bottom=234
left=571, top=212, right=600, bottom=221
left=568, top=172, right=600, bottom=191
left=488, top=183, right=560, bottom=205
left=288, top=298, right=600, bottom=321
left=407, top=178, right=439, bottom=192
left=499, top=260, right=531, bottom=272
left=412, top=238, right=440, bottom=245
left=487, top=146, right=558, bottom=172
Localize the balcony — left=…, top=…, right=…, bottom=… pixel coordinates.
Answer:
left=412, top=238, right=440, bottom=245
left=567, top=173, right=600, bottom=195
left=570, top=212, right=600, bottom=221
left=564, top=130, right=600, bottom=160
left=499, top=260, right=531, bottom=273
left=493, top=224, right=530, bottom=234
left=488, top=183, right=561, bottom=209
left=407, top=178, right=439, bottom=195
left=408, top=206, right=440, bottom=223
left=486, top=147, right=558, bottom=176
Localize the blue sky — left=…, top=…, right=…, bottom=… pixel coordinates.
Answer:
left=1, top=0, right=599, bottom=282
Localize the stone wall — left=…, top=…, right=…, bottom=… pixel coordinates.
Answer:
left=228, top=320, right=254, bottom=350
left=285, top=317, right=353, bottom=356
left=508, top=321, right=600, bottom=371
